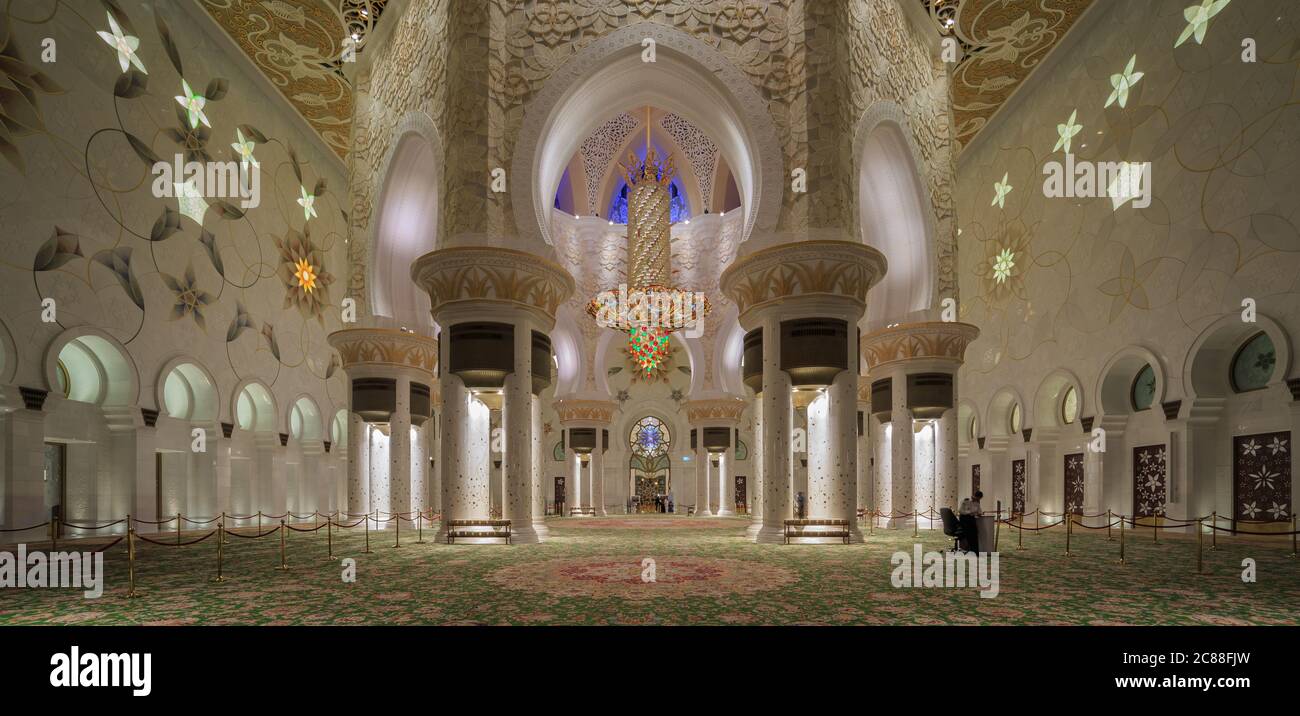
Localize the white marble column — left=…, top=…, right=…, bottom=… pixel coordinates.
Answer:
left=592, top=431, right=606, bottom=516
left=829, top=358, right=861, bottom=540
left=856, top=404, right=869, bottom=516
left=807, top=393, right=829, bottom=518
left=504, top=319, right=539, bottom=542
left=747, top=395, right=764, bottom=539
left=695, top=439, right=711, bottom=516
left=465, top=397, right=491, bottom=519
left=347, top=412, right=368, bottom=517
left=409, top=423, right=425, bottom=517
left=890, top=370, right=914, bottom=529
left=717, top=447, right=734, bottom=516
left=391, top=376, right=413, bottom=519
left=434, top=373, right=466, bottom=542
left=758, top=314, right=792, bottom=543
left=914, top=422, right=936, bottom=526
left=489, top=409, right=503, bottom=519
left=565, top=431, right=580, bottom=515
left=936, top=407, right=958, bottom=512
left=872, top=413, right=892, bottom=527
left=531, top=395, right=548, bottom=538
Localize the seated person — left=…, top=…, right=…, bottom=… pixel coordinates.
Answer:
left=958, top=491, right=984, bottom=552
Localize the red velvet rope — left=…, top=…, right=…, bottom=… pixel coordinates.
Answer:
left=135, top=530, right=219, bottom=547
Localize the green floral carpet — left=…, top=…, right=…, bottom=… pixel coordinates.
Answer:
left=2, top=516, right=1297, bottom=625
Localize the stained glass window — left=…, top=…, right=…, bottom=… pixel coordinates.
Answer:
left=1131, top=364, right=1156, bottom=411
left=1231, top=332, right=1275, bottom=393
left=630, top=416, right=670, bottom=458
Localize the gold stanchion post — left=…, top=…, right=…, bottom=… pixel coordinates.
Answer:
left=994, top=510, right=1000, bottom=552
left=1118, top=515, right=1125, bottom=564
left=50, top=515, right=58, bottom=552
left=257, top=510, right=262, bottom=535
left=1065, top=512, right=1072, bottom=556
left=417, top=509, right=424, bottom=544
left=176, top=513, right=182, bottom=545
left=1197, top=518, right=1203, bottom=574
left=394, top=511, right=401, bottom=548
left=1210, top=511, right=1218, bottom=551
left=363, top=512, right=372, bottom=553
left=221, top=511, right=231, bottom=545
left=323, top=514, right=334, bottom=562
left=1153, top=514, right=1159, bottom=544
left=126, top=516, right=139, bottom=598
left=277, top=520, right=288, bottom=570
left=1016, top=516, right=1024, bottom=550
left=1107, top=509, right=1113, bottom=541
left=213, top=521, right=226, bottom=582
left=912, top=512, right=918, bottom=538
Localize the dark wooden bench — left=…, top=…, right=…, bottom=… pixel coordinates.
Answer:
left=445, top=519, right=511, bottom=544
left=784, top=518, right=851, bottom=544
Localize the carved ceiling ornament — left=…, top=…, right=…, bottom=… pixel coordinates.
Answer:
left=579, top=112, right=639, bottom=215
left=199, top=0, right=393, bottom=159
left=920, top=0, right=1096, bottom=154
left=659, top=112, right=719, bottom=210
left=410, top=246, right=576, bottom=325
left=684, top=397, right=746, bottom=424
left=326, top=327, right=438, bottom=377
left=719, top=240, right=888, bottom=319
left=554, top=398, right=618, bottom=425
left=859, top=321, right=981, bottom=371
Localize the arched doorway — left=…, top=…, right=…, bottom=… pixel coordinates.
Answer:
left=628, top=416, right=672, bottom=513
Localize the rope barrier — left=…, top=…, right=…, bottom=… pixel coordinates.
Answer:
left=135, top=530, right=218, bottom=547
left=180, top=515, right=222, bottom=525
left=0, top=521, right=50, bottom=533
left=62, top=518, right=126, bottom=530
left=223, top=526, right=282, bottom=540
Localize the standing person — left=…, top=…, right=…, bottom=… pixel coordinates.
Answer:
left=795, top=491, right=806, bottom=519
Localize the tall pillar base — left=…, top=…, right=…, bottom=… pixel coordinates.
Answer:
left=510, top=524, right=541, bottom=544
left=755, top=524, right=785, bottom=544
left=716, top=507, right=735, bottom=517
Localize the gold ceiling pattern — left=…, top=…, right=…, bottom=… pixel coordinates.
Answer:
left=198, top=0, right=391, bottom=159
left=923, top=0, right=1095, bottom=153
left=200, top=1, right=1088, bottom=160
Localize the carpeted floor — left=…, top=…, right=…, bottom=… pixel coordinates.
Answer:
left=1, top=515, right=1297, bottom=625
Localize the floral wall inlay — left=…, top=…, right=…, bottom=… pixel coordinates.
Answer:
left=1133, top=444, right=1167, bottom=518
left=1233, top=431, right=1291, bottom=526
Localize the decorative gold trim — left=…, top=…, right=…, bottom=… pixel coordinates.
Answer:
left=684, top=397, right=746, bottom=424
left=720, top=241, right=887, bottom=317
left=859, top=321, right=980, bottom=369
left=327, top=328, right=438, bottom=376
left=411, top=246, right=576, bottom=323
left=554, top=399, right=618, bottom=425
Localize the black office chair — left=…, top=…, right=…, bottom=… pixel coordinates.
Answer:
left=940, top=507, right=964, bottom=551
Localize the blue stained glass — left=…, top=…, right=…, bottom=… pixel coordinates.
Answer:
left=630, top=416, right=670, bottom=458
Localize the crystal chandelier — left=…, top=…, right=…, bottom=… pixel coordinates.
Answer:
left=587, top=107, right=709, bottom=378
